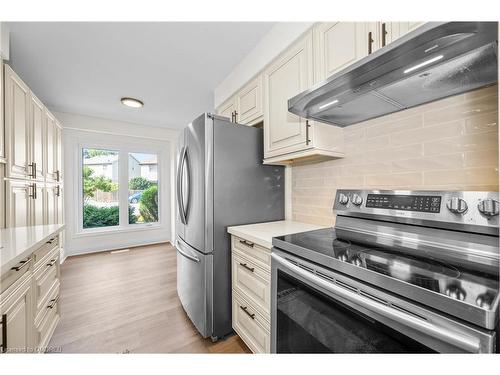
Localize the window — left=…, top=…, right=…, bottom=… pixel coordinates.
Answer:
left=81, top=148, right=160, bottom=231
left=82, top=148, right=119, bottom=229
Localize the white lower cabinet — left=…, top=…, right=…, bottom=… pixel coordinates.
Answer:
left=232, top=290, right=270, bottom=354
left=0, top=234, right=61, bottom=353
left=0, top=273, right=34, bottom=353
left=231, top=235, right=271, bottom=353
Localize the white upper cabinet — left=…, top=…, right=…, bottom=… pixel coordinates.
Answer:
left=313, top=22, right=372, bottom=82
left=30, top=93, right=46, bottom=181
left=217, top=97, right=236, bottom=122
left=5, top=179, right=32, bottom=228
left=381, top=22, right=424, bottom=46
left=45, top=109, right=58, bottom=182
left=45, top=184, right=59, bottom=225
left=0, top=60, right=4, bottom=161
left=55, top=120, right=63, bottom=183
left=32, top=183, right=45, bottom=226
left=4, top=64, right=31, bottom=179
left=236, top=74, right=263, bottom=125
left=263, top=31, right=314, bottom=158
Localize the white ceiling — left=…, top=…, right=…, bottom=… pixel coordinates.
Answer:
left=7, top=22, right=275, bottom=129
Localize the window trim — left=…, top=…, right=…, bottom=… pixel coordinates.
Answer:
left=78, top=141, right=162, bottom=234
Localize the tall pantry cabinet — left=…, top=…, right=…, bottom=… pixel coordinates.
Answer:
left=1, top=62, right=64, bottom=239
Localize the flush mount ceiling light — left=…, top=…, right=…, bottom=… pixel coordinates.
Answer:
left=121, top=97, right=144, bottom=108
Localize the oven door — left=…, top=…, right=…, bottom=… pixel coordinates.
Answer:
left=271, top=250, right=496, bottom=353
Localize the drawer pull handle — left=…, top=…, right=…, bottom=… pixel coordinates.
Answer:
left=239, top=305, right=255, bottom=320
left=1, top=314, right=7, bottom=353
left=46, top=238, right=56, bottom=244
left=239, top=240, right=254, bottom=248
left=46, top=259, right=57, bottom=267
left=10, top=259, right=30, bottom=272
left=47, top=296, right=60, bottom=309
left=239, top=263, right=255, bottom=273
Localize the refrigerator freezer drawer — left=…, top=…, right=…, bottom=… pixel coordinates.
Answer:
left=175, top=237, right=213, bottom=338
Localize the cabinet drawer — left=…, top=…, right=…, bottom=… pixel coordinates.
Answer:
left=33, top=236, right=58, bottom=269
left=232, top=291, right=270, bottom=353
left=33, top=251, right=59, bottom=319
left=232, top=236, right=271, bottom=270
left=232, top=252, right=270, bottom=318
left=35, top=286, right=60, bottom=351
left=0, top=257, right=32, bottom=295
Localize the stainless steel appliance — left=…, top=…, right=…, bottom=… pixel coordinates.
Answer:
left=288, top=22, right=498, bottom=126
left=176, top=113, right=284, bottom=340
left=271, top=190, right=499, bottom=353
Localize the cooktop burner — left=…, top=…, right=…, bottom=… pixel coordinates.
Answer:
left=273, top=228, right=499, bottom=322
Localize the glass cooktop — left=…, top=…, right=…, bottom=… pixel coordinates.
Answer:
left=273, top=228, right=499, bottom=313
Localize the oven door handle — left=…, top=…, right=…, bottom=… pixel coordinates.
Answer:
left=272, top=253, right=482, bottom=353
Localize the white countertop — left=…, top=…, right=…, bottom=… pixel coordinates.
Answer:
left=0, top=224, right=65, bottom=275
left=227, top=220, right=327, bottom=249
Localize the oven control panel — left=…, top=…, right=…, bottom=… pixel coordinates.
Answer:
left=365, top=194, right=441, bottom=213
left=333, top=189, right=499, bottom=235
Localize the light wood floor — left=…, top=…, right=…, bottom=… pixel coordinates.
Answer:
left=49, top=243, right=251, bottom=353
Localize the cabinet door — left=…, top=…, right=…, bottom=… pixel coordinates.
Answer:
left=6, top=180, right=32, bottom=228
left=314, top=22, right=371, bottom=82
left=30, top=93, right=46, bottom=181
left=55, top=121, right=63, bottom=183
left=382, top=22, right=424, bottom=45
left=0, top=60, right=4, bottom=161
left=264, top=32, right=313, bottom=158
left=45, top=184, right=58, bottom=225
left=4, top=65, right=31, bottom=179
left=57, top=185, right=64, bottom=224
left=0, top=277, right=33, bottom=353
left=217, top=98, right=236, bottom=121
left=45, top=110, right=58, bottom=182
left=236, top=75, right=263, bottom=125
left=32, top=183, right=45, bottom=226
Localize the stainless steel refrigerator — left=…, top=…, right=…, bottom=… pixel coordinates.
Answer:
left=175, top=113, right=284, bottom=340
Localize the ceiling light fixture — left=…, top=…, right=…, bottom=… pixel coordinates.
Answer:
left=403, top=55, right=444, bottom=74
left=318, top=99, right=339, bottom=110
left=121, top=97, right=144, bottom=108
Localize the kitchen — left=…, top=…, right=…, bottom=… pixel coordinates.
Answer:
left=0, top=1, right=499, bottom=374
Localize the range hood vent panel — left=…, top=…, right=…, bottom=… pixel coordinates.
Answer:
left=289, top=22, right=498, bottom=127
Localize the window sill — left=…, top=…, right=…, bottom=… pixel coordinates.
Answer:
left=74, top=223, right=163, bottom=238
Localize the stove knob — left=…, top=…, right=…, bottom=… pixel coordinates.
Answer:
left=350, top=255, right=363, bottom=267
left=338, top=193, right=349, bottom=205
left=476, top=293, right=494, bottom=309
left=337, top=251, right=349, bottom=262
left=478, top=199, right=499, bottom=217
left=446, top=197, right=468, bottom=214
left=351, top=194, right=363, bottom=206
left=445, top=285, right=466, bottom=301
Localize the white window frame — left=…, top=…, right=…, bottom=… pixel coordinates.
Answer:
left=77, top=139, right=163, bottom=235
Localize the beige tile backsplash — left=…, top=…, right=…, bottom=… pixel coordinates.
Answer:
left=292, top=85, right=499, bottom=226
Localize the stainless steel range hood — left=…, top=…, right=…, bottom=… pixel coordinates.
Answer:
left=288, top=22, right=498, bottom=127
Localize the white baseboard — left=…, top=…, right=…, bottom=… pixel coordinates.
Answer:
left=65, top=239, right=172, bottom=258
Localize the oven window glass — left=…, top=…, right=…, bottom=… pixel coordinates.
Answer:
left=276, top=270, right=435, bottom=353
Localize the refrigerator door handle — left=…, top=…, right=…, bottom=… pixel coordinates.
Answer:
left=183, top=147, right=191, bottom=223
left=176, top=239, right=201, bottom=263
left=176, top=146, right=187, bottom=224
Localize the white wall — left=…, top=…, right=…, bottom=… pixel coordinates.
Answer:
left=56, top=111, right=180, bottom=256
left=214, top=22, right=314, bottom=107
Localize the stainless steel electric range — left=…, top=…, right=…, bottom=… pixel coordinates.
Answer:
left=271, top=190, right=499, bottom=353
